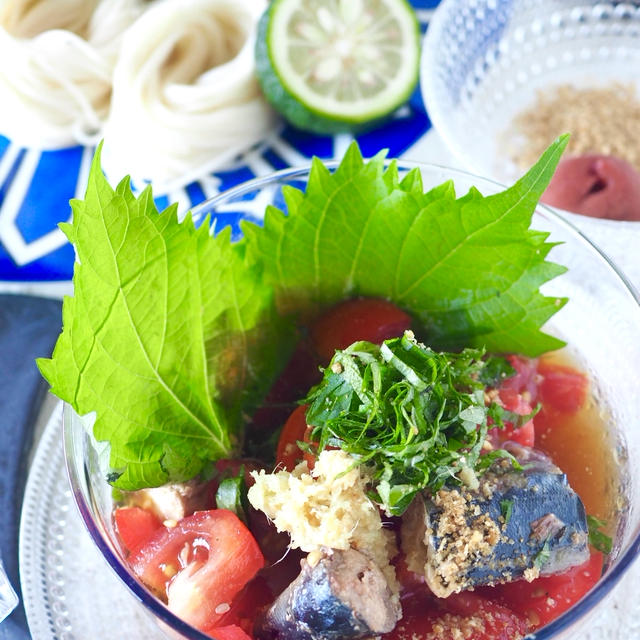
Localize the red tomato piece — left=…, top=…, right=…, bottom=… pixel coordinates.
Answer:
left=500, top=354, right=539, bottom=401
left=204, top=624, right=252, bottom=640
left=537, top=360, right=588, bottom=414
left=129, top=509, right=264, bottom=632
left=213, top=575, right=274, bottom=636
left=114, top=506, right=162, bottom=555
left=488, top=388, right=535, bottom=448
left=386, top=591, right=529, bottom=640
left=487, top=551, right=603, bottom=629
left=276, top=404, right=316, bottom=471
left=310, top=298, right=411, bottom=363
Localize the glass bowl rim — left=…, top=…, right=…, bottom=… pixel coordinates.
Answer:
left=194, top=159, right=640, bottom=297
left=65, top=158, right=640, bottom=640
left=63, top=404, right=217, bottom=640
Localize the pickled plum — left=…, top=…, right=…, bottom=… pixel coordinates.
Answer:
left=541, top=154, right=640, bottom=221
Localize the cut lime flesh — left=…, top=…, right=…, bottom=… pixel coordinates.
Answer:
left=256, top=0, right=421, bottom=134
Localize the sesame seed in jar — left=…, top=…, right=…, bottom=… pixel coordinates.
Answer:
left=509, top=83, right=640, bottom=172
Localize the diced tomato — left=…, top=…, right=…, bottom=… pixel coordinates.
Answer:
left=129, top=509, right=264, bottom=632
left=500, top=354, right=539, bottom=401
left=386, top=591, right=529, bottom=640
left=213, top=575, right=274, bottom=636
left=204, top=624, right=252, bottom=640
left=537, top=360, right=588, bottom=414
left=310, top=298, right=411, bottom=363
left=487, top=551, right=603, bottom=629
left=114, top=506, right=162, bottom=555
left=275, top=404, right=316, bottom=471
left=488, top=388, right=535, bottom=448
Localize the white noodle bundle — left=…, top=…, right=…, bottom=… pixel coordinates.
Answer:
left=0, top=0, right=147, bottom=148
left=101, top=0, right=276, bottom=194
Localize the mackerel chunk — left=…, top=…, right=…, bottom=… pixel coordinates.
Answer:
left=401, top=443, right=590, bottom=597
left=254, top=547, right=401, bottom=640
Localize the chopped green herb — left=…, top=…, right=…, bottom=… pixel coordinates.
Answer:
left=215, top=467, right=250, bottom=525
left=587, top=515, right=613, bottom=554
left=475, top=448, right=522, bottom=475
left=534, top=540, right=551, bottom=569
left=487, top=400, right=540, bottom=433
left=500, top=499, right=514, bottom=524
left=305, top=331, right=515, bottom=515
left=479, top=357, right=516, bottom=387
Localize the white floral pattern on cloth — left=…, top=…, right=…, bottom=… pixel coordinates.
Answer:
left=0, top=557, right=18, bottom=623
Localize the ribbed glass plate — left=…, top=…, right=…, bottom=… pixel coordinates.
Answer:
left=19, top=402, right=161, bottom=639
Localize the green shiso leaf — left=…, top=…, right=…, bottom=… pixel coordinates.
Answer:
left=587, top=515, right=613, bottom=554
left=38, top=137, right=570, bottom=493
left=215, top=467, right=250, bottom=525
left=534, top=539, right=552, bottom=569
left=244, top=135, right=569, bottom=356
left=37, top=143, right=291, bottom=491
left=500, top=498, right=514, bottom=524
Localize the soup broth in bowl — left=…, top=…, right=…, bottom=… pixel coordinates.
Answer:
left=55, top=139, right=640, bottom=640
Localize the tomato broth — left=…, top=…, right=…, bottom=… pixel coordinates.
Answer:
left=536, top=352, right=620, bottom=538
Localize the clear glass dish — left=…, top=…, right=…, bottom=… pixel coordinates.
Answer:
left=64, top=162, right=640, bottom=640
left=420, top=0, right=640, bottom=301
left=420, top=0, right=640, bottom=187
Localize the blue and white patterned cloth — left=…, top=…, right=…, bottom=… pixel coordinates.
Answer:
left=0, top=1, right=439, bottom=284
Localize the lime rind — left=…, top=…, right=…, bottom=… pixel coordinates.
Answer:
left=255, top=0, right=421, bottom=134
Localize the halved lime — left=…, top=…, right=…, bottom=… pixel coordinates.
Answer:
left=255, top=0, right=421, bottom=134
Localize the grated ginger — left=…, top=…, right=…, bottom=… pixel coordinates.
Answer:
left=248, top=450, right=398, bottom=593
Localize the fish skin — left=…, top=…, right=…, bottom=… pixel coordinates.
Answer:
left=402, top=443, right=589, bottom=597
left=254, top=547, right=400, bottom=640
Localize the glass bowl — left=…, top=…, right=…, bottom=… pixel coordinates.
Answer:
left=64, top=161, right=640, bottom=640
left=421, top=0, right=640, bottom=185
left=420, top=0, right=640, bottom=294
